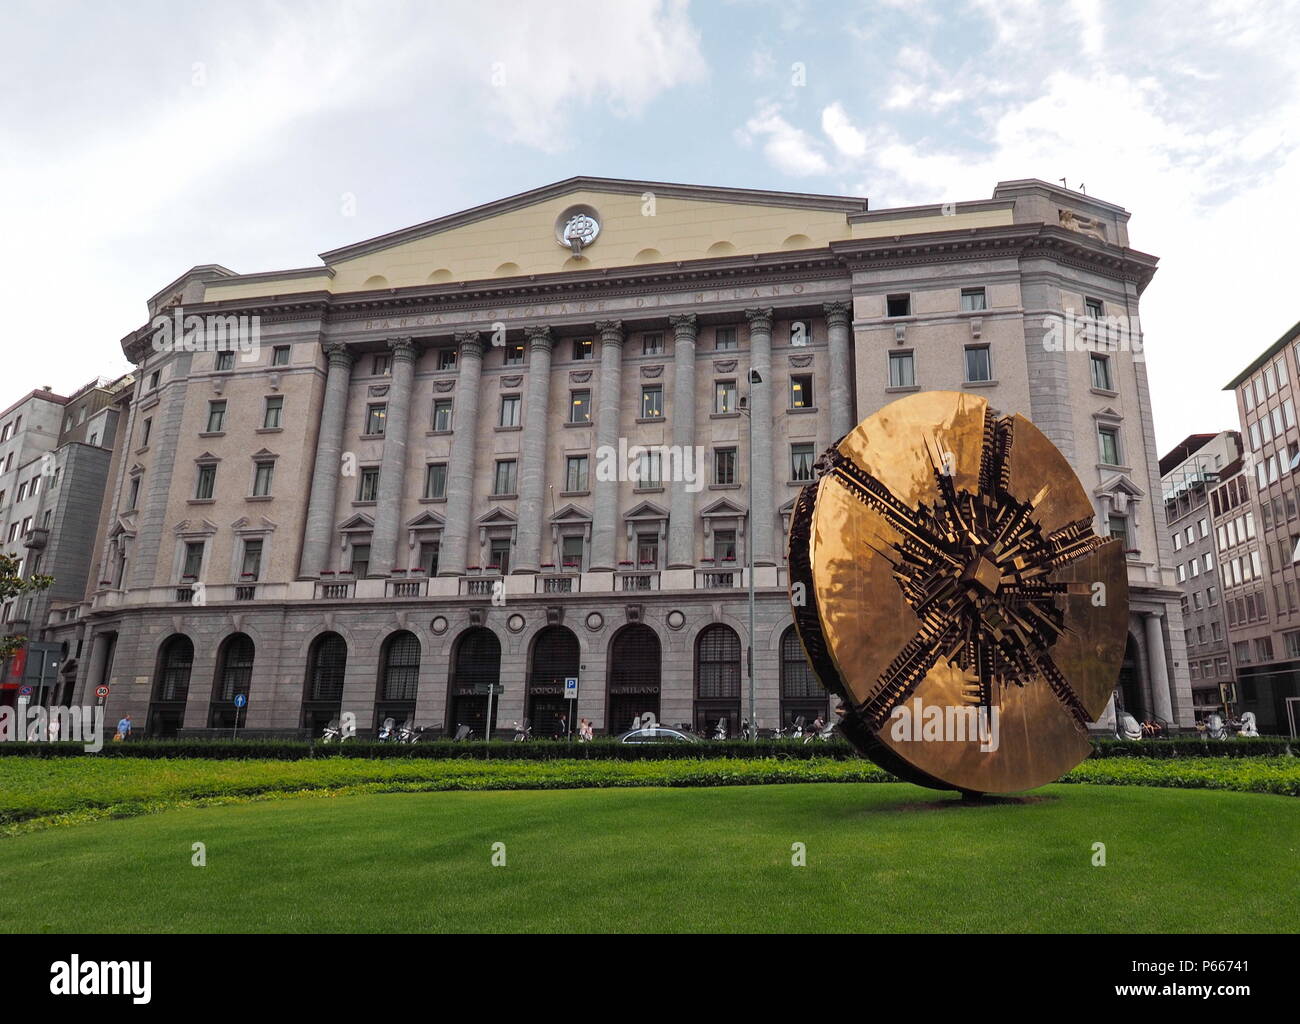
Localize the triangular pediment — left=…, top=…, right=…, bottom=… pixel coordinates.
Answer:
left=549, top=503, right=592, bottom=524
left=1095, top=473, right=1145, bottom=498
left=700, top=497, right=748, bottom=517
left=477, top=507, right=517, bottom=525
left=407, top=510, right=445, bottom=529
left=625, top=500, right=669, bottom=520
left=338, top=513, right=375, bottom=531
left=203, top=178, right=868, bottom=302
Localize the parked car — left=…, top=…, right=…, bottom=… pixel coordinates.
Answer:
left=617, top=726, right=701, bottom=744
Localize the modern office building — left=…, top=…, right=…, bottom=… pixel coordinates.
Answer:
left=1, top=375, right=134, bottom=706
left=50, top=177, right=1191, bottom=737
left=1160, top=430, right=1241, bottom=722
left=1220, top=320, right=1300, bottom=734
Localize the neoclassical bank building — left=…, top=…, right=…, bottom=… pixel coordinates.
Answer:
left=56, top=177, right=1193, bottom=737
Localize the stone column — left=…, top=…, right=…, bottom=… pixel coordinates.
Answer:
left=590, top=320, right=624, bottom=571
left=79, top=631, right=111, bottom=707
left=369, top=337, right=418, bottom=576
left=745, top=307, right=776, bottom=567
left=515, top=326, right=554, bottom=574
left=439, top=332, right=483, bottom=576
left=1144, top=612, right=1175, bottom=724
left=823, top=301, right=854, bottom=440
left=666, top=314, right=698, bottom=568
left=299, top=343, right=354, bottom=577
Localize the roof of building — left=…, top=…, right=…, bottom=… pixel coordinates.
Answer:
left=1224, top=319, right=1300, bottom=390
left=1159, top=433, right=1218, bottom=477
left=0, top=386, right=69, bottom=422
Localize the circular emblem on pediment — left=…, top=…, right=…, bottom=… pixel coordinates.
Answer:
left=555, top=205, right=601, bottom=256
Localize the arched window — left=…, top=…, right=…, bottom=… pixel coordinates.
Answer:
left=528, top=625, right=579, bottom=738
left=607, top=624, right=661, bottom=733
left=302, top=632, right=347, bottom=733
left=448, top=627, right=502, bottom=737
left=695, top=624, right=741, bottom=737
left=147, top=634, right=193, bottom=737
left=375, top=631, right=420, bottom=731
left=209, top=634, right=254, bottom=729
left=779, top=625, right=826, bottom=728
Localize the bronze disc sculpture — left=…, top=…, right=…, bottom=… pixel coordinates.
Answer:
left=788, top=392, right=1128, bottom=794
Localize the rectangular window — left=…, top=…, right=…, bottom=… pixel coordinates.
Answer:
left=489, top=539, right=512, bottom=574
left=206, top=400, right=227, bottom=433
left=714, top=447, right=738, bottom=486
left=252, top=461, right=274, bottom=497
left=637, top=534, right=659, bottom=568
left=569, top=389, right=592, bottom=423
left=791, top=443, right=816, bottom=482
left=1098, top=427, right=1121, bottom=466
left=141, top=417, right=153, bottom=446
left=964, top=346, right=992, bottom=383
left=215, top=351, right=235, bottom=372
left=1090, top=354, right=1112, bottom=390
left=886, top=294, right=911, bottom=317
left=424, top=463, right=447, bottom=500
left=1108, top=514, right=1129, bottom=546
left=499, top=394, right=521, bottom=427
left=263, top=396, right=284, bottom=429
left=960, top=287, right=987, bottom=312
left=493, top=460, right=517, bottom=495
left=504, top=343, right=525, bottom=366
left=127, top=476, right=141, bottom=511
left=195, top=464, right=216, bottom=500
left=365, top=404, right=387, bottom=436
left=1085, top=297, right=1104, bottom=319
left=240, top=539, right=263, bottom=579
left=715, top=380, right=737, bottom=414
left=271, top=345, right=290, bottom=366
left=183, top=542, right=204, bottom=578
left=149, top=370, right=161, bottom=390
left=565, top=455, right=589, bottom=492
left=642, top=333, right=664, bottom=355
left=432, top=399, right=453, bottom=432
left=641, top=385, right=663, bottom=419
left=789, top=374, right=814, bottom=409
left=358, top=467, right=380, bottom=502
left=715, top=327, right=737, bottom=351
left=561, top=535, right=584, bottom=570
left=419, top=540, right=440, bottom=576
left=889, top=351, right=915, bottom=388
left=350, top=544, right=370, bottom=577
left=573, top=338, right=593, bottom=361
left=713, top=529, right=737, bottom=562
left=636, top=450, right=662, bottom=486
left=16, top=483, right=26, bottom=502
left=437, top=349, right=457, bottom=371
left=372, top=354, right=391, bottom=376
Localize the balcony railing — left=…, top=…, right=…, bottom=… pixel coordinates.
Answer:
left=387, top=577, right=428, bottom=597
left=617, top=570, right=659, bottom=591
left=536, top=573, right=580, bottom=594
left=315, top=581, right=355, bottom=600
left=23, top=527, right=49, bottom=550
left=460, top=574, right=501, bottom=597
left=175, top=586, right=196, bottom=603
left=235, top=584, right=258, bottom=601
left=695, top=568, right=739, bottom=589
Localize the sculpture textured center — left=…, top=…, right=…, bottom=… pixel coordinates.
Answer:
left=820, top=415, right=1108, bottom=734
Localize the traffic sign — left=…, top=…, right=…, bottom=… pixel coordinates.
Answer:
left=472, top=683, right=504, bottom=696
left=95, top=685, right=110, bottom=698
left=564, top=677, right=579, bottom=699
left=18, top=686, right=32, bottom=697
left=233, top=693, right=247, bottom=709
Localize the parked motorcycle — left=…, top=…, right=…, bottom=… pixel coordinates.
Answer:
left=321, top=718, right=343, bottom=743
left=377, top=717, right=398, bottom=742
left=512, top=719, right=532, bottom=742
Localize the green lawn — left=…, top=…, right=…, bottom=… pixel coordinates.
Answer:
left=1, top=782, right=1296, bottom=933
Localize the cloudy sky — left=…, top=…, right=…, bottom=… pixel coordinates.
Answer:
left=2, top=0, right=1297, bottom=451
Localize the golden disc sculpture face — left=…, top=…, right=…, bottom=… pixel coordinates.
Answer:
left=788, top=392, right=1128, bottom=794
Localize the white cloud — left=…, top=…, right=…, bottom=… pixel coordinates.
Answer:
left=821, top=103, right=866, bottom=158
left=738, top=104, right=830, bottom=176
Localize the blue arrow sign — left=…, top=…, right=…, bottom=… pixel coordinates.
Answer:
left=234, top=694, right=247, bottom=709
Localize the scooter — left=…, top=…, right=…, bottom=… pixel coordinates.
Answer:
left=377, top=717, right=398, bottom=742
left=321, top=718, right=342, bottom=743
left=512, top=720, right=532, bottom=742
left=713, top=720, right=728, bottom=740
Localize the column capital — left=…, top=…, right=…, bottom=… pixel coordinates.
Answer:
left=322, top=341, right=354, bottom=367
left=454, top=331, right=483, bottom=358
left=745, top=307, right=775, bottom=332
left=525, top=324, right=553, bottom=351
left=822, top=300, right=852, bottom=326
left=595, top=320, right=624, bottom=345
left=387, top=336, right=418, bottom=362
left=668, top=313, right=697, bottom=338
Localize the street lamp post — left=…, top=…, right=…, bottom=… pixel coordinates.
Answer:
left=740, top=369, right=762, bottom=741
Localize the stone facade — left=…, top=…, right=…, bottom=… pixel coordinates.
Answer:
left=44, top=177, right=1190, bottom=737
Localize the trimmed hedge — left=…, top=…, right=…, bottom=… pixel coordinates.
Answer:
left=0, top=735, right=1292, bottom=761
